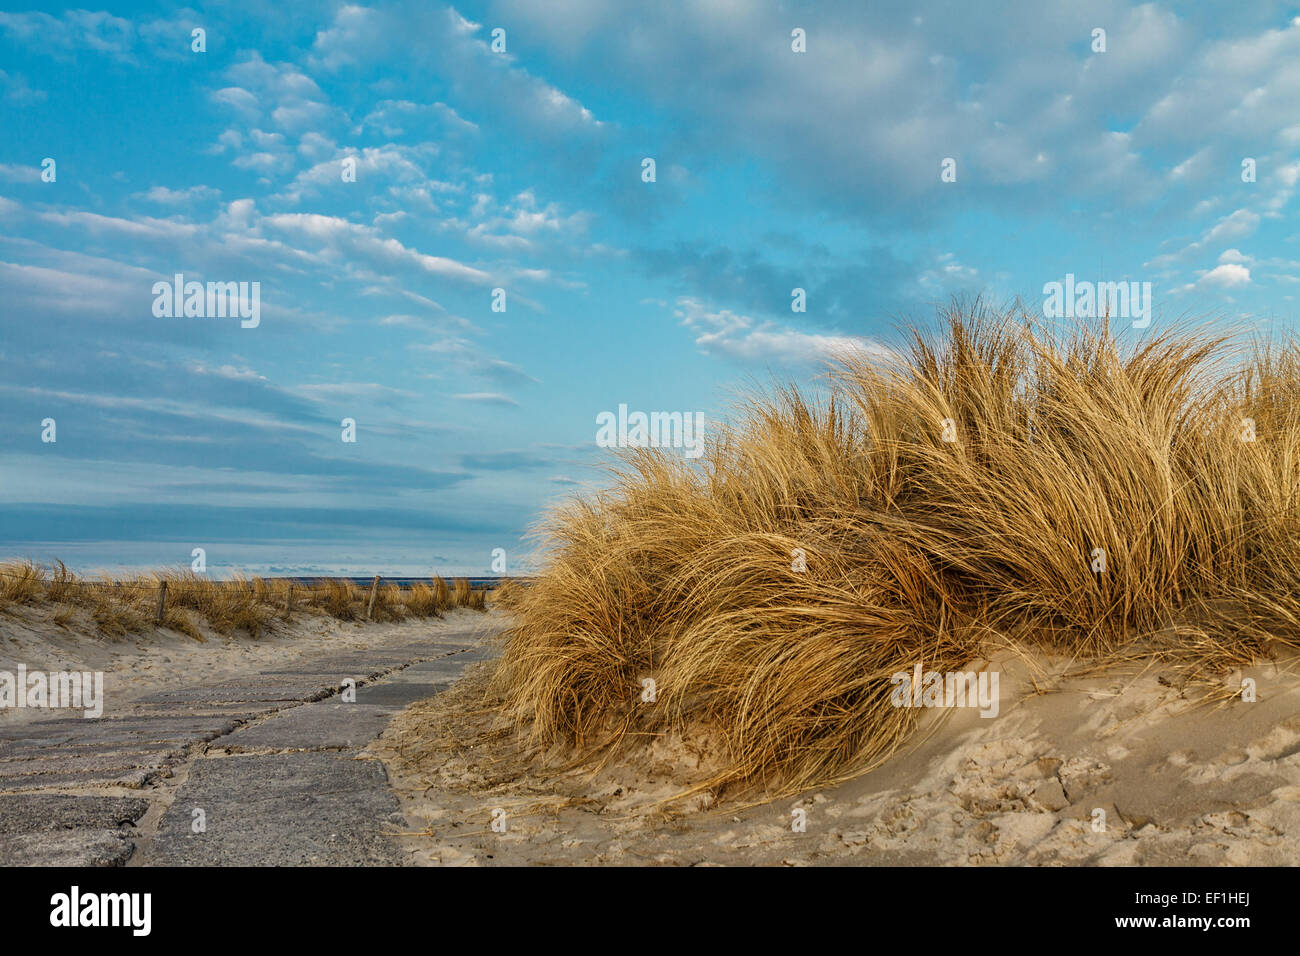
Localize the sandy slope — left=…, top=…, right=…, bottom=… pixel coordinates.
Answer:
left=374, top=651, right=1300, bottom=866
left=0, top=602, right=478, bottom=727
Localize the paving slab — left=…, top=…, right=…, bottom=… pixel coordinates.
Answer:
left=0, top=828, right=137, bottom=866
left=0, top=740, right=185, bottom=761
left=252, top=669, right=357, bottom=679
left=353, top=680, right=454, bottom=707
left=0, top=728, right=80, bottom=746
left=0, top=751, right=173, bottom=777
left=76, top=717, right=241, bottom=744
left=1, top=624, right=499, bottom=864
left=386, top=657, right=483, bottom=680
left=125, top=701, right=273, bottom=719
left=283, top=661, right=407, bottom=677
left=0, top=718, right=239, bottom=757
left=148, top=752, right=408, bottom=865
left=383, top=642, right=483, bottom=654
left=0, top=794, right=150, bottom=833
left=214, top=703, right=397, bottom=752
left=136, top=686, right=331, bottom=704
left=0, top=768, right=157, bottom=791
left=252, top=649, right=462, bottom=678
left=1, top=714, right=240, bottom=734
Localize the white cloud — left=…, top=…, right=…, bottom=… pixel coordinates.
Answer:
left=308, top=4, right=603, bottom=138
left=361, top=99, right=479, bottom=137
left=135, top=185, right=221, bottom=205
left=38, top=208, right=198, bottom=240
left=0, top=68, right=46, bottom=103
left=674, top=297, right=890, bottom=365
left=263, top=212, right=493, bottom=284
left=1205, top=209, right=1260, bottom=244
left=415, top=338, right=538, bottom=386
left=453, top=392, right=520, bottom=407
left=211, top=86, right=260, bottom=117
left=275, top=144, right=440, bottom=203
left=0, top=162, right=41, bottom=183
left=0, top=9, right=133, bottom=58
left=1147, top=208, right=1262, bottom=268
left=295, top=382, right=420, bottom=401
left=1198, top=263, right=1251, bottom=287
left=187, top=362, right=267, bottom=382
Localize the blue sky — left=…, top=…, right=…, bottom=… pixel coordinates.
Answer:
left=2, top=1, right=1299, bottom=576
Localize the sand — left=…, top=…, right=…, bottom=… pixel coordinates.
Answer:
left=0, top=601, right=478, bottom=728
left=373, top=647, right=1300, bottom=865
left=10, top=597, right=1298, bottom=865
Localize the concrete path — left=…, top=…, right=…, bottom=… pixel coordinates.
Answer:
left=0, top=627, right=494, bottom=866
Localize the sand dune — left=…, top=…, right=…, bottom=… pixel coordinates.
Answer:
left=375, top=651, right=1300, bottom=865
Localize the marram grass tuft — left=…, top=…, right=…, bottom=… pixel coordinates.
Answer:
left=492, top=304, right=1300, bottom=799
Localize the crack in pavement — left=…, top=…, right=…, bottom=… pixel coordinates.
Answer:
left=0, top=626, right=497, bottom=866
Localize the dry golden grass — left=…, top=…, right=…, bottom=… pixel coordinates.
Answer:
left=454, top=577, right=487, bottom=611
left=307, top=577, right=363, bottom=621
left=488, top=577, right=523, bottom=608
left=151, top=571, right=274, bottom=636
left=0, top=560, right=43, bottom=607
left=453, top=577, right=472, bottom=607
left=405, top=579, right=459, bottom=617
left=492, top=304, right=1300, bottom=799
left=0, top=563, right=489, bottom=639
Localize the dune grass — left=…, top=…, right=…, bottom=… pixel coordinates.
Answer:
left=491, top=303, right=1300, bottom=799
left=0, top=562, right=488, bottom=639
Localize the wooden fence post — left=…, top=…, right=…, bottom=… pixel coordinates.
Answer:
left=285, top=583, right=294, bottom=617
left=156, top=581, right=167, bottom=624
left=366, top=574, right=381, bottom=620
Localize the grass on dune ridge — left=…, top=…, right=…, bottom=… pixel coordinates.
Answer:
left=0, top=563, right=488, bottom=639
left=492, top=302, right=1300, bottom=799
